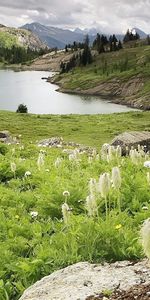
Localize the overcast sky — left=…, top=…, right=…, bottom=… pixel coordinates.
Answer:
left=0, top=0, right=150, bottom=33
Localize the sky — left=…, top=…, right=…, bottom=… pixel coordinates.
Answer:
left=0, top=0, right=150, bottom=33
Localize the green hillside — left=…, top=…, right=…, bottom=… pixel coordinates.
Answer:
left=53, top=43, right=150, bottom=109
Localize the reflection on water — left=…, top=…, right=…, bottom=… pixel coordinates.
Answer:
left=0, top=70, right=138, bottom=114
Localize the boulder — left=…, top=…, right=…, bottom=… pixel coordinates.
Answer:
left=19, top=260, right=150, bottom=300
left=111, top=131, right=150, bottom=154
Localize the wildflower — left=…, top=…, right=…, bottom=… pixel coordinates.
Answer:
left=25, top=171, right=31, bottom=177
left=15, top=215, right=19, bottom=219
left=130, top=149, right=141, bottom=165
left=55, top=157, right=62, bottom=168
left=115, top=224, right=122, bottom=229
left=86, top=194, right=97, bottom=217
left=62, top=203, right=71, bottom=224
left=140, top=218, right=150, bottom=260
left=107, top=146, right=116, bottom=162
left=19, top=145, right=24, bottom=150
left=40, top=149, right=46, bottom=154
left=92, top=149, right=97, bottom=158
left=101, top=143, right=110, bottom=161
left=37, top=152, right=45, bottom=170
left=98, top=173, right=111, bottom=198
left=10, top=162, right=16, bottom=173
left=89, top=178, right=97, bottom=195
left=63, top=191, right=70, bottom=197
left=30, top=211, right=38, bottom=218
left=142, top=206, right=148, bottom=210
left=112, top=167, right=121, bottom=190
left=116, top=145, right=122, bottom=158
left=88, top=156, right=93, bottom=163
left=144, top=161, right=150, bottom=168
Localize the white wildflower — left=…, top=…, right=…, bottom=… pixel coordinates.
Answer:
left=142, top=206, right=148, bottom=210
left=98, top=172, right=111, bottom=198
left=89, top=178, right=97, bottom=195
left=112, top=167, right=121, bottom=190
left=37, top=152, right=45, bottom=170
left=107, top=146, right=116, bottom=162
left=86, top=194, right=97, bottom=217
left=25, top=171, right=31, bottom=177
left=63, top=191, right=70, bottom=198
left=101, top=143, right=110, bottom=160
left=92, top=149, right=97, bottom=158
left=140, top=218, right=150, bottom=260
left=55, top=157, right=62, bottom=168
left=130, top=149, right=141, bottom=165
left=30, top=211, right=38, bottom=218
left=144, top=161, right=150, bottom=168
left=88, top=156, right=93, bottom=163
left=10, top=162, right=16, bottom=173
left=116, top=145, right=122, bottom=158
left=62, top=203, right=71, bottom=224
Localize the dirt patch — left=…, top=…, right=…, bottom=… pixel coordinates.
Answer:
left=87, top=283, right=150, bottom=300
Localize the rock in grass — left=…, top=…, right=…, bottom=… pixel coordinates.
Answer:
left=19, top=260, right=150, bottom=300
left=111, top=131, right=150, bottom=155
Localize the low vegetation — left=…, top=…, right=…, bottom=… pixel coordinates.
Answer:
left=0, top=111, right=150, bottom=299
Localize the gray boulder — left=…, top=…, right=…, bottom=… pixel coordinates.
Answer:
left=19, top=260, right=150, bottom=300
left=111, top=131, right=150, bottom=154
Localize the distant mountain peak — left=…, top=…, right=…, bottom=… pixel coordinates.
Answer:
left=131, top=27, right=147, bottom=38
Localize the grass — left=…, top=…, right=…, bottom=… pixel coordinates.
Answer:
left=0, top=110, right=150, bottom=147
left=0, top=111, right=150, bottom=299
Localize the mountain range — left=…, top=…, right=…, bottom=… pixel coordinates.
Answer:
left=21, top=23, right=85, bottom=49
left=21, top=23, right=148, bottom=49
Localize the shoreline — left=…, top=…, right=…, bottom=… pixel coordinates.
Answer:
left=48, top=75, right=147, bottom=111
left=1, top=64, right=149, bottom=111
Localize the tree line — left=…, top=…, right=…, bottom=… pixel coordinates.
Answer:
left=0, top=45, right=50, bottom=64
left=60, top=29, right=143, bottom=73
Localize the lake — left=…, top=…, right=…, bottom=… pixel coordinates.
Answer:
left=0, top=70, right=137, bottom=114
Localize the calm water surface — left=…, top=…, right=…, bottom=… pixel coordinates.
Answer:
left=0, top=70, right=137, bottom=114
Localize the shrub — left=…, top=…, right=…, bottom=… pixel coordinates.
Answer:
left=16, top=104, right=28, bottom=113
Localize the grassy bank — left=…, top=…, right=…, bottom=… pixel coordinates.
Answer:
left=0, top=110, right=150, bottom=147
left=53, top=44, right=150, bottom=109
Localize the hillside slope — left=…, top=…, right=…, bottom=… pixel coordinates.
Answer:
left=0, top=25, right=46, bottom=50
left=52, top=44, right=150, bottom=110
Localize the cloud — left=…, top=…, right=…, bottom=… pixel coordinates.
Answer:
left=0, top=0, right=150, bottom=33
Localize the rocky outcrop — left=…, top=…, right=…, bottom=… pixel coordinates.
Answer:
left=111, top=131, right=150, bottom=154
left=0, top=26, right=46, bottom=50
left=19, top=260, right=150, bottom=300
left=37, top=136, right=95, bottom=154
